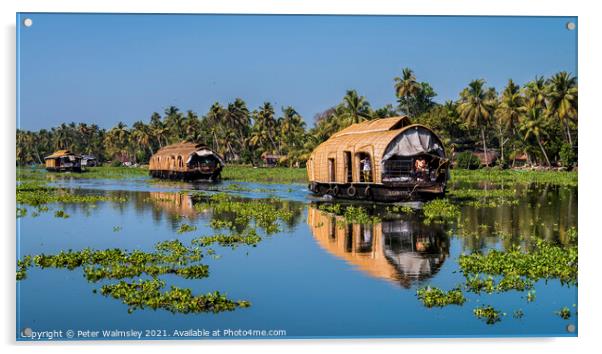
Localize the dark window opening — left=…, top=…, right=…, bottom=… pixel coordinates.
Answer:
left=328, top=217, right=336, bottom=241
left=345, top=224, right=353, bottom=253
left=382, top=154, right=439, bottom=183
left=189, top=154, right=220, bottom=172
left=344, top=151, right=352, bottom=183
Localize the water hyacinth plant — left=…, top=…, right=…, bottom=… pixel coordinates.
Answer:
left=17, top=182, right=127, bottom=206
left=422, top=199, right=460, bottom=222
left=416, top=286, right=466, bottom=308
left=100, top=279, right=250, bottom=314
left=473, top=305, right=503, bottom=324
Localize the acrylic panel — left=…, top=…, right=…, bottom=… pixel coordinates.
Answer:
left=16, top=13, right=578, bottom=341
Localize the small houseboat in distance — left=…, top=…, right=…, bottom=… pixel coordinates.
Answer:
left=306, top=116, right=449, bottom=201
left=149, top=142, right=225, bottom=182
left=44, top=150, right=82, bottom=172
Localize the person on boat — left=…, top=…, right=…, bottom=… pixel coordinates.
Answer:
left=361, top=156, right=372, bottom=182
left=414, top=158, right=427, bottom=181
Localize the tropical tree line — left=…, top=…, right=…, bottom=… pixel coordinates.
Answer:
left=16, top=68, right=577, bottom=168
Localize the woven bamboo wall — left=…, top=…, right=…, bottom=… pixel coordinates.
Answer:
left=149, top=142, right=221, bottom=172
left=307, top=117, right=445, bottom=185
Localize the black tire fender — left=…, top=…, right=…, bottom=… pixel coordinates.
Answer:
left=347, top=186, right=357, bottom=197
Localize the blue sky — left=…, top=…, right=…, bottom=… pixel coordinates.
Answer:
left=17, top=14, right=577, bottom=130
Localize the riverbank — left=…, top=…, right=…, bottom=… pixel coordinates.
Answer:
left=17, top=165, right=577, bottom=186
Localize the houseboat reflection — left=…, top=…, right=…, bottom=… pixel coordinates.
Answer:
left=308, top=206, right=448, bottom=288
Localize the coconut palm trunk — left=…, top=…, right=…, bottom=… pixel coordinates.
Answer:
left=565, top=121, right=573, bottom=147
left=481, top=127, right=488, bottom=166
left=537, top=137, right=551, bottom=166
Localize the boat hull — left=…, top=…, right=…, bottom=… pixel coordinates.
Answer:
left=149, top=169, right=222, bottom=182
left=308, top=182, right=445, bottom=202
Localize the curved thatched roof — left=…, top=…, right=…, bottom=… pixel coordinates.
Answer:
left=45, top=150, right=78, bottom=160
left=149, top=142, right=225, bottom=172
left=307, top=116, right=446, bottom=184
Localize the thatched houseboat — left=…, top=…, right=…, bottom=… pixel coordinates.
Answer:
left=306, top=116, right=449, bottom=201
left=149, top=142, right=225, bottom=181
left=44, top=150, right=82, bottom=172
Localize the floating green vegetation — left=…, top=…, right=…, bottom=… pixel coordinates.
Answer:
left=26, top=240, right=206, bottom=282
left=416, top=287, right=466, bottom=308
left=17, top=182, right=126, bottom=206
left=193, top=229, right=262, bottom=249
left=465, top=273, right=533, bottom=294
left=195, top=193, right=295, bottom=234
left=17, top=237, right=254, bottom=314
left=17, top=166, right=149, bottom=181
left=317, top=203, right=381, bottom=225
left=473, top=305, right=503, bottom=325
left=17, top=193, right=301, bottom=315
left=422, top=199, right=460, bottom=222
left=556, top=306, right=571, bottom=319
left=343, top=205, right=381, bottom=224
left=222, top=165, right=307, bottom=184
left=176, top=223, right=197, bottom=234
left=17, top=207, right=27, bottom=218
left=447, top=187, right=519, bottom=208
left=527, top=290, right=536, bottom=303
left=54, top=209, right=70, bottom=218
left=450, top=169, right=577, bottom=187
left=458, top=239, right=578, bottom=286
left=513, top=309, right=524, bottom=319
left=386, top=204, right=415, bottom=215
left=16, top=256, right=32, bottom=280
left=100, top=279, right=250, bottom=314
left=416, top=230, right=577, bottom=324
left=113, top=226, right=122, bottom=232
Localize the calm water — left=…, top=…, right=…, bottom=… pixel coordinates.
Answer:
left=16, top=177, right=578, bottom=340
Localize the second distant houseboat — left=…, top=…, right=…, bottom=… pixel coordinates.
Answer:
left=44, top=150, right=82, bottom=172
left=306, top=116, right=449, bottom=201
left=149, top=142, right=225, bottom=182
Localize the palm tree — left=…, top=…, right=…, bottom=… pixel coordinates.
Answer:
left=520, top=107, right=551, bottom=166
left=252, top=102, right=278, bottom=153
left=226, top=98, right=251, bottom=160
left=338, top=90, right=372, bottom=125
left=182, top=110, right=202, bottom=142
left=394, top=68, right=421, bottom=116
left=131, top=121, right=154, bottom=156
left=104, top=122, right=131, bottom=162
left=164, top=106, right=184, bottom=143
left=547, top=71, right=578, bottom=146
left=524, top=76, right=547, bottom=109
left=457, top=79, right=495, bottom=165
left=149, top=112, right=167, bottom=148
left=206, top=102, right=228, bottom=154
left=496, top=79, right=525, bottom=164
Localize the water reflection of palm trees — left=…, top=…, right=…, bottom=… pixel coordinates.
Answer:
left=308, top=206, right=448, bottom=288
